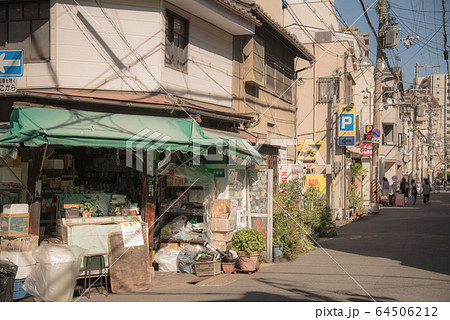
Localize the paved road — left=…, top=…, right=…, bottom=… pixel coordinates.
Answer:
left=78, top=192, right=450, bottom=302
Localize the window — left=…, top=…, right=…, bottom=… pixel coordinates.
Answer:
left=317, top=78, right=339, bottom=103
left=0, top=1, right=50, bottom=60
left=382, top=86, right=394, bottom=102
left=382, top=124, right=394, bottom=145
left=265, top=56, right=293, bottom=102
left=165, top=10, right=188, bottom=72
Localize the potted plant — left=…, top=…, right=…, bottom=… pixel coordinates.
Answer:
left=79, top=201, right=94, bottom=218
left=231, top=228, right=266, bottom=272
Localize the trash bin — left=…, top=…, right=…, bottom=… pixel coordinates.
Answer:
left=0, top=260, right=18, bottom=302
left=23, top=244, right=86, bottom=302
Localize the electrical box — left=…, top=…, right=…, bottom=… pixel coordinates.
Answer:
left=384, top=25, right=400, bottom=49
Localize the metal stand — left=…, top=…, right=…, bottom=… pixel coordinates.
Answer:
left=83, top=253, right=108, bottom=298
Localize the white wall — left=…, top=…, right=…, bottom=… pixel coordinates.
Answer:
left=162, top=3, right=233, bottom=107
left=18, top=0, right=234, bottom=107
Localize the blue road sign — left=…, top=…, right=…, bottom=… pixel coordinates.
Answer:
left=373, top=128, right=381, bottom=138
left=338, top=136, right=355, bottom=146
left=0, top=49, right=24, bottom=77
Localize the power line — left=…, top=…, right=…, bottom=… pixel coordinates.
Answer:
left=389, top=3, right=443, bottom=14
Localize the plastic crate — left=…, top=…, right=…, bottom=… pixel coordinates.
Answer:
left=13, top=278, right=30, bottom=300
left=194, top=261, right=221, bottom=277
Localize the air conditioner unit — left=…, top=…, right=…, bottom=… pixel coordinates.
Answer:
left=243, top=38, right=265, bottom=87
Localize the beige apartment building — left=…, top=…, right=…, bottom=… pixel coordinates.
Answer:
left=418, top=73, right=450, bottom=176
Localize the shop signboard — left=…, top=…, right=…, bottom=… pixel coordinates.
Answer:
left=297, top=140, right=325, bottom=161
left=279, top=164, right=305, bottom=185
left=359, top=144, right=373, bottom=157
left=305, top=174, right=326, bottom=194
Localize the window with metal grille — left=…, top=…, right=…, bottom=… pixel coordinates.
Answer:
left=265, top=56, right=293, bottom=102
left=0, top=1, right=50, bottom=60
left=165, top=10, right=188, bottom=72
left=317, top=78, right=339, bottom=103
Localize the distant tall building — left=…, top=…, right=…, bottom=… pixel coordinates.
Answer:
left=418, top=73, right=450, bottom=173
left=340, top=26, right=370, bottom=62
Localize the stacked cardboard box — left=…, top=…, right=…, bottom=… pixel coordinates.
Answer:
left=210, top=200, right=234, bottom=251
left=0, top=204, right=38, bottom=284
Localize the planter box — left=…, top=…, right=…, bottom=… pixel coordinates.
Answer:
left=194, top=261, right=221, bottom=277
left=0, top=213, right=29, bottom=237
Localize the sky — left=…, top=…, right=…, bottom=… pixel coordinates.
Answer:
left=334, top=0, right=449, bottom=88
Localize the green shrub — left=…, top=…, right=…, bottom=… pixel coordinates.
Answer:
left=273, top=177, right=333, bottom=260
left=232, top=228, right=266, bottom=254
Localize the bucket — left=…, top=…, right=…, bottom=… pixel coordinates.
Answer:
left=273, top=245, right=283, bottom=263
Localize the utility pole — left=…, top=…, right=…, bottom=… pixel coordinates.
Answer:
left=371, top=0, right=386, bottom=213
left=331, top=94, right=336, bottom=217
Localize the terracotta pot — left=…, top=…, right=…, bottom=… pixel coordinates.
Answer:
left=237, top=252, right=259, bottom=271
left=222, top=262, right=235, bottom=274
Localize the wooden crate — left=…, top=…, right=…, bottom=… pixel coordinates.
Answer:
left=194, top=261, right=221, bottom=277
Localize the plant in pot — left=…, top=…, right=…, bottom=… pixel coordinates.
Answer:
left=231, top=228, right=265, bottom=273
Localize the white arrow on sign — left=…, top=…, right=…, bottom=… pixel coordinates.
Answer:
left=0, top=53, right=21, bottom=74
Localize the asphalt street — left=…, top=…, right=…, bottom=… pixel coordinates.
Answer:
left=77, top=192, right=450, bottom=302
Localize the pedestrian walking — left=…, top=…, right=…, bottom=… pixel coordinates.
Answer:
left=400, top=177, right=409, bottom=199
left=411, top=179, right=417, bottom=205
left=382, top=177, right=390, bottom=197
left=422, top=178, right=431, bottom=204
left=435, top=178, right=440, bottom=193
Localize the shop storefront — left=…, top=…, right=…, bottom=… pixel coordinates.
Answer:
left=0, top=104, right=271, bottom=297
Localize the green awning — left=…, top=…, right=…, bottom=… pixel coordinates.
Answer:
left=0, top=106, right=264, bottom=165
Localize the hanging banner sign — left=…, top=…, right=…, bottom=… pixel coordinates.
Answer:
left=297, top=141, right=326, bottom=161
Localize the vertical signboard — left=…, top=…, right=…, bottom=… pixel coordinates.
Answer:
left=338, top=104, right=355, bottom=146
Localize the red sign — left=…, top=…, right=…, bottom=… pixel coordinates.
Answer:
left=359, top=144, right=373, bottom=156
left=373, top=128, right=381, bottom=138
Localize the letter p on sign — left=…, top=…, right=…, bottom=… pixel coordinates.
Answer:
left=340, top=115, right=354, bottom=131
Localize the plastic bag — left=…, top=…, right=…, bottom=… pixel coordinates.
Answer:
left=154, top=248, right=180, bottom=272
left=177, top=249, right=197, bottom=274
left=0, top=260, right=18, bottom=302
left=171, top=215, right=188, bottom=234
left=23, top=244, right=87, bottom=302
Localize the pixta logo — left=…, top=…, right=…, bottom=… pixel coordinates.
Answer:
left=126, top=129, right=172, bottom=175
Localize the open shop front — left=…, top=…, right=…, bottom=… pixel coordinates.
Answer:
left=0, top=105, right=269, bottom=299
